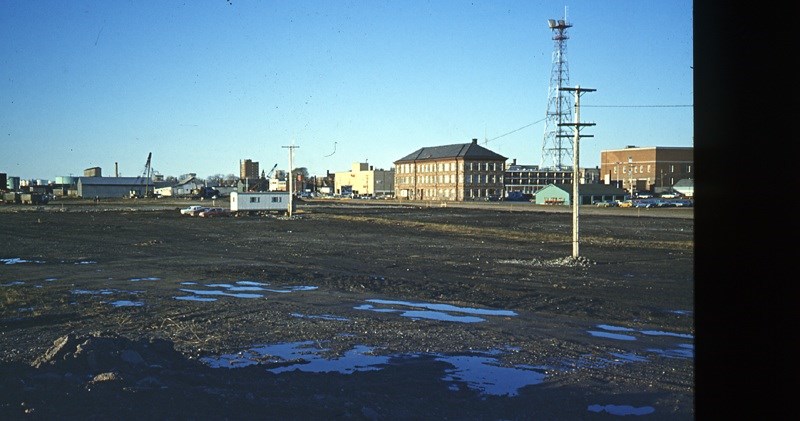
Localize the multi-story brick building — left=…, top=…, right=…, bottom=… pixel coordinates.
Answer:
left=239, top=159, right=259, bottom=180
left=394, top=139, right=506, bottom=201
left=600, top=146, right=693, bottom=195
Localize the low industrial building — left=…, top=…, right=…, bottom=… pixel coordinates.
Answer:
left=76, top=176, right=151, bottom=198
left=154, top=176, right=205, bottom=197
left=534, top=183, right=627, bottom=206
left=334, top=162, right=394, bottom=197
left=504, top=161, right=600, bottom=197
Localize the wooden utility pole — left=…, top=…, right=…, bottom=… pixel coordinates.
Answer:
left=559, top=86, right=596, bottom=259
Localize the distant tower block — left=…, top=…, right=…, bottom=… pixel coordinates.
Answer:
left=541, top=16, right=574, bottom=170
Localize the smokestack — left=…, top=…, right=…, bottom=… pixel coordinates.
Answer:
left=471, top=138, right=478, bottom=144
left=115, top=162, right=118, bottom=177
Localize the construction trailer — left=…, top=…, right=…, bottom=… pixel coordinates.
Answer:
left=229, top=191, right=294, bottom=216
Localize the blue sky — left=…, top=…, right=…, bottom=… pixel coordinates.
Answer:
left=1, top=0, right=692, bottom=181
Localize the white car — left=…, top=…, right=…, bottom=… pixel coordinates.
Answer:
left=180, top=205, right=206, bottom=216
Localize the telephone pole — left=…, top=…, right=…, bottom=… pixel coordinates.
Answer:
left=282, top=144, right=299, bottom=217
left=559, top=85, right=595, bottom=259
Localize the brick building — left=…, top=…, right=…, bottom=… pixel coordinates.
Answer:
left=394, top=139, right=506, bottom=201
left=600, top=146, right=693, bottom=195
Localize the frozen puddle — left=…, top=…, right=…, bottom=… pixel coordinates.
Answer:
left=72, top=288, right=117, bottom=295
left=1, top=281, right=26, bottom=287
left=354, top=299, right=516, bottom=323
left=585, top=324, right=694, bottom=361
left=110, top=300, right=144, bottom=307
left=174, top=280, right=318, bottom=302
left=588, top=404, right=655, bottom=416
left=202, top=341, right=545, bottom=396
left=291, top=313, right=349, bottom=321
left=2, top=258, right=45, bottom=265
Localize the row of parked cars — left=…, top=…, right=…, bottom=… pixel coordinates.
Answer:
left=595, top=198, right=693, bottom=208
left=179, top=205, right=230, bottom=217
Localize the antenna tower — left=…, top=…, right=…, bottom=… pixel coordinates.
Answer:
left=541, top=12, right=574, bottom=170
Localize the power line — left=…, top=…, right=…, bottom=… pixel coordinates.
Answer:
left=483, top=118, right=546, bottom=144
left=583, top=104, right=693, bottom=108
left=481, top=104, right=691, bottom=145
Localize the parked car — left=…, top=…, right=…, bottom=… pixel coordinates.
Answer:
left=618, top=200, right=634, bottom=208
left=198, top=207, right=229, bottom=218
left=180, top=205, right=206, bottom=216
left=633, top=199, right=655, bottom=208
left=594, top=200, right=618, bottom=207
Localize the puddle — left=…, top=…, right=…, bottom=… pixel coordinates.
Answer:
left=110, top=300, right=144, bottom=307
left=74, top=261, right=97, bottom=265
left=587, top=404, right=655, bottom=416
left=639, top=330, right=694, bottom=339
left=291, top=313, right=349, bottom=321
left=438, top=354, right=546, bottom=396
left=587, top=324, right=694, bottom=361
left=595, top=324, right=635, bottom=332
left=265, top=286, right=319, bottom=293
left=175, top=296, right=217, bottom=302
left=668, top=309, right=693, bottom=315
left=202, top=342, right=546, bottom=396
left=129, top=277, right=161, bottom=282
left=608, top=352, right=649, bottom=363
left=45, top=278, right=58, bottom=282
left=2, top=258, right=44, bottom=265
left=587, top=330, right=637, bottom=341
left=71, top=289, right=116, bottom=295
left=647, top=344, right=694, bottom=359
left=237, top=280, right=269, bottom=286
left=177, top=288, right=263, bottom=299
left=1, top=281, right=26, bottom=286
left=592, top=324, right=694, bottom=340
left=355, top=299, right=516, bottom=323
left=174, top=281, right=318, bottom=301
left=207, top=283, right=267, bottom=292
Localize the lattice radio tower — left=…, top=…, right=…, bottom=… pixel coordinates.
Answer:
left=541, top=12, right=574, bottom=170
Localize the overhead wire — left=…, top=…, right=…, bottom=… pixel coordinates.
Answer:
left=481, top=104, right=692, bottom=145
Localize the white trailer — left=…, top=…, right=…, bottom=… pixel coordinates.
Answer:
left=229, top=191, right=294, bottom=215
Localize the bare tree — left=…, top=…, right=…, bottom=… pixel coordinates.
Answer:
left=224, top=173, right=238, bottom=186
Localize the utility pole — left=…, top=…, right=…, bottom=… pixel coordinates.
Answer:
left=282, top=144, right=299, bottom=217
left=628, top=156, right=634, bottom=197
left=559, top=85, right=596, bottom=259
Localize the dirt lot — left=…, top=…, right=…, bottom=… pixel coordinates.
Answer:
left=0, top=198, right=693, bottom=419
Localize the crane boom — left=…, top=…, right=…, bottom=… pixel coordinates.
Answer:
left=266, top=163, right=278, bottom=178
left=131, top=152, right=153, bottom=198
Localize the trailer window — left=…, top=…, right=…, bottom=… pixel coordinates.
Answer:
left=271, top=197, right=281, bottom=203
left=250, top=197, right=260, bottom=203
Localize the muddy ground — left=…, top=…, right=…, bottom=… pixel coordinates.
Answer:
left=0, top=198, right=694, bottom=419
